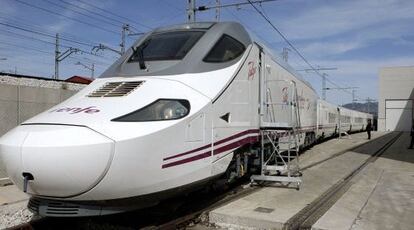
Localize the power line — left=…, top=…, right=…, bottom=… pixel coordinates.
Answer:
left=0, top=40, right=54, bottom=55
left=246, top=0, right=357, bottom=99
left=14, top=0, right=120, bottom=35
left=67, top=56, right=111, bottom=67
left=198, top=0, right=279, bottom=10
left=73, top=0, right=153, bottom=31
left=0, top=39, right=105, bottom=76
left=58, top=0, right=144, bottom=33
left=0, top=21, right=96, bottom=47
left=0, top=43, right=109, bottom=76
left=0, top=28, right=72, bottom=49
left=43, top=0, right=122, bottom=28
left=247, top=0, right=319, bottom=76
left=0, top=14, right=99, bottom=47
left=0, top=24, right=115, bottom=64
left=41, top=0, right=122, bottom=28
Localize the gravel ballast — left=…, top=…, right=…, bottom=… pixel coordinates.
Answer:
left=0, top=201, right=35, bottom=229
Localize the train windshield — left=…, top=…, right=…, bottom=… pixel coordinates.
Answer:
left=128, top=31, right=204, bottom=62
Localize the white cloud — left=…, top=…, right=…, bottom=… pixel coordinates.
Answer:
left=277, top=0, right=414, bottom=40
left=300, top=40, right=363, bottom=57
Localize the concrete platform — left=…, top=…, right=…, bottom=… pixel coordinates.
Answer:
left=209, top=132, right=412, bottom=229
left=0, top=185, right=28, bottom=206
left=314, top=132, right=414, bottom=230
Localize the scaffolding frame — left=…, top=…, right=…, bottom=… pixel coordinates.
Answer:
left=251, top=79, right=302, bottom=189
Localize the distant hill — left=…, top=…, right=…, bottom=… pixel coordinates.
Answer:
left=342, top=102, right=378, bottom=117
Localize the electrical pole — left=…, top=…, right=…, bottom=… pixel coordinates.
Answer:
left=75, top=62, right=95, bottom=78
left=55, top=33, right=59, bottom=79
left=322, top=73, right=327, bottom=100
left=188, top=0, right=196, bottom=22
left=94, top=24, right=130, bottom=56
left=55, top=33, right=80, bottom=80
left=367, top=97, right=373, bottom=113
left=352, top=89, right=357, bottom=109
left=324, top=86, right=359, bottom=105
left=282, top=47, right=290, bottom=62
left=215, top=0, right=221, bottom=21
left=296, top=68, right=337, bottom=101
left=120, top=24, right=130, bottom=55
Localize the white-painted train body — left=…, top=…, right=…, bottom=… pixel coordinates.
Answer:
left=0, top=22, right=372, bottom=216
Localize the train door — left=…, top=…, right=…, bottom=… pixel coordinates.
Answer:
left=210, top=45, right=261, bottom=176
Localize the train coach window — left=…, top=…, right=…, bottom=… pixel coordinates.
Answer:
left=128, top=31, right=204, bottom=62
left=112, top=99, right=190, bottom=122
left=203, top=34, right=245, bottom=63
left=328, top=113, right=336, bottom=123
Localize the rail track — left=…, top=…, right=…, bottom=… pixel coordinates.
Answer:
left=8, top=132, right=400, bottom=230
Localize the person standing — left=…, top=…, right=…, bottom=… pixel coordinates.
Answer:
left=366, top=119, right=372, bottom=140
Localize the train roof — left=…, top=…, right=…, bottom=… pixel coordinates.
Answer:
left=100, top=21, right=251, bottom=78
left=100, top=21, right=311, bottom=87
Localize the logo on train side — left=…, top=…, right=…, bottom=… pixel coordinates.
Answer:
left=282, top=87, right=289, bottom=104
left=50, top=106, right=100, bottom=114
left=248, top=61, right=256, bottom=80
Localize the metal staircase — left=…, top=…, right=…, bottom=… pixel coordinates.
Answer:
left=251, top=79, right=302, bottom=189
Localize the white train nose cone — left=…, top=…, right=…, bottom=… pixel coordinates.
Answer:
left=0, top=125, right=114, bottom=198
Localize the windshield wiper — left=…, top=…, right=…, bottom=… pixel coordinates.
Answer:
left=132, top=39, right=150, bottom=70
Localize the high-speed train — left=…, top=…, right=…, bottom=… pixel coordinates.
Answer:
left=0, top=22, right=372, bottom=217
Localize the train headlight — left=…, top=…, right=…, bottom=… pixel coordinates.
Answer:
left=112, top=99, right=190, bottom=122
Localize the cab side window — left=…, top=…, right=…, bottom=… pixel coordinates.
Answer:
left=203, top=34, right=245, bottom=63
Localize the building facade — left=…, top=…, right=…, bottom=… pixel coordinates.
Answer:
left=378, top=66, right=414, bottom=131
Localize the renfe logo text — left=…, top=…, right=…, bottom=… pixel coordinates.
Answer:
left=50, top=106, right=100, bottom=114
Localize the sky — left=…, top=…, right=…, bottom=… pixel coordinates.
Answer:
left=0, top=0, right=413, bottom=105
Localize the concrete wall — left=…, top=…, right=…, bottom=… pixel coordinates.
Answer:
left=378, top=66, right=414, bottom=131
left=0, top=75, right=85, bottom=137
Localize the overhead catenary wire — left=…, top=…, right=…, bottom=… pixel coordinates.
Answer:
left=0, top=21, right=113, bottom=56
left=0, top=21, right=96, bottom=47
left=246, top=0, right=320, bottom=77
left=0, top=40, right=54, bottom=55
left=0, top=38, right=110, bottom=65
left=0, top=1, right=135, bottom=78
left=197, top=0, right=279, bottom=10
left=0, top=14, right=99, bottom=47
left=41, top=0, right=123, bottom=29
left=246, top=0, right=356, bottom=99
left=0, top=22, right=113, bottom=61
left=14, top=0, right=120, bottom=35
left=73, top=0, right=153, bottom=31
left=0, top=41, right=109, bottom=77
left=0, top=28, right=73, bottom=49
left=58, top=0, right=145, bottom=33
